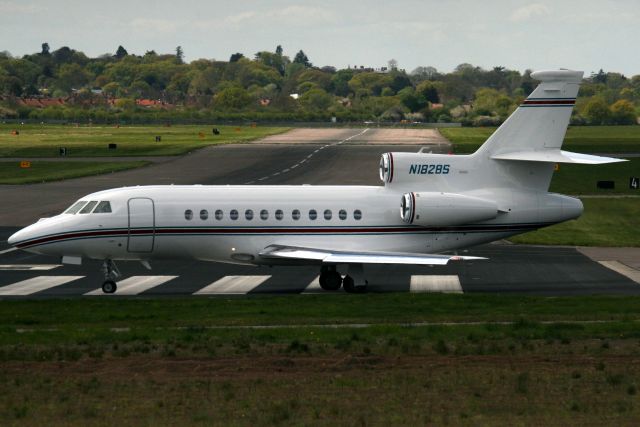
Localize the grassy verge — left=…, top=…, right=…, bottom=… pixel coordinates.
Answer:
left=0, top=124, right=290, bottom=157
left=550, top=158, right=640, bottom=195
left=2, top=295, right=640, bottom=425
left=0, top=161, right=149, bottom=184
left=440, top=125, right=640, bottom=154
left=509, top=198, right=640, bottom=246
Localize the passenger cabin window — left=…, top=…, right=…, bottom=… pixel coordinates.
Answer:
left=339, top=209, right=347, bottom=220
left=93, top=201, right=112, bottom=213
left=245, top=209, right=254, bottom=220
left=354, top=209, right=362, bottom=220
left=309, top=209, right=317, bottom=220
left=215, top=209, right=223, bottom=220
left=64, top=201, right=87, bottom=214
left=292, top=209, right=301, bottom=220
left=260, top=209, right=268, bottom=220
left=324, top=209, right=332, bottom=220
left=79, top=201, right=98, bottom=214
left=230, top=209, right=239, bottom=220
left=185, top=209, right=193, bottom=220
left=200, top=209, right=208, bottom=220
left=275, top=209, right=284, bottom=220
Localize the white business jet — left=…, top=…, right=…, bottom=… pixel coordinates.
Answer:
left=8, top=70, right=625, bottom=293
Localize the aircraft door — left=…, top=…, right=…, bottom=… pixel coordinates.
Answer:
left=127, top=198, right=155, bottom=253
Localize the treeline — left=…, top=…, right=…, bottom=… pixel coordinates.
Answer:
left=0, top=43, right=638, bottom=125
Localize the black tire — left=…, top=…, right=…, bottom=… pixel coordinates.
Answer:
left=319, top=271, right=342, bottom=291
left=102, top=280, right=117, bottom=294
left=343, top=275, right=355, bottom=293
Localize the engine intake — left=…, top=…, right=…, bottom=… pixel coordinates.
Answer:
left=400, top=192, right=499, bottom=226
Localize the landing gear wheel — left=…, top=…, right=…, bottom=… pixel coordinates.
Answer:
left=102, top=280, right=117, bottom=294
left=319, top=271, right=342, bottom=291
left=343, top=275, right=367, bottom=293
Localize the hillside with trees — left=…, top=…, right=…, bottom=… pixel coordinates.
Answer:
left=0, top=44, right=638, bottom=125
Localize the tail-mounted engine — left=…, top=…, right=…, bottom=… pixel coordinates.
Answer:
left=400, top=192, right=499, bottom=226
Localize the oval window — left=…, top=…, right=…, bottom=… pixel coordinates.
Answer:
left=292, top=209, right=301, bottom=220
left=309, top=209, right=317, bottom=220
left=324, top=209, right=332, bottom=220
left=339, top=209, right=347, bottom=220
left=354, top=209, right=362, bottom=220
left=275, top=209, right=284, bottom=220
left=230, top=209, right=239, bottom=220
left=185, top=209, right=193, bottom=220
left=200, top=209, right=208, bottom=220
left=260, top=209, right=268, bottom=220
left=245, top=209, right=254, bottom=220
left=215, top=209, right=223, bottom=220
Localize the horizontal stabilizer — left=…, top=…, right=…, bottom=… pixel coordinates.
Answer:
left=260, top=245, right=486, bottom=266
left=492, top=150, right=627, bottom=164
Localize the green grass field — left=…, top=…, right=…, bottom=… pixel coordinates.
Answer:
left=0, top=161, right=149, bottom=184
left=549, top=157, right=640, bottom=195
left=440, top=125, right=640, bottom=154
left=2, top=295, right=640, bottom=425
left=0, top=124, right=289, bottom=157
left=509, top=198, right=640, bottom=246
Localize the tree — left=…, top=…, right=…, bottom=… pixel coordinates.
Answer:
left=229, top=52, right=244, bottom=62
left=388, top=59, right=398, bottom=70
left=175, top=46, right=184, bottom=64
left=610, top=99, right=637, bottom=125
left=275, top=45, right=283, bottom=56
left=41, top=43, right=50, bottom=56
left=214, top=86, right=253, bottom=109
left=398, top=87, right=426, bottom=112
left=293, top=50, right=312, bottom=67
left=583, top=97, right=611, bottom=125
left=299, top=88, right=333, bottom=111
left=115, top=45, right=128, bottom=59
left=416, top=81, right=440, bottom=103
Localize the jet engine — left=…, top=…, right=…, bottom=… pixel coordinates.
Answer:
left=400, top=192, right=499, bottom=226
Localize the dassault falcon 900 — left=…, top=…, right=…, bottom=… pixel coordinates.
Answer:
left=8, top=70, right=626, bottom=293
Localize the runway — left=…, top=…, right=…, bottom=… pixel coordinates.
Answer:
left=0, top=128, right=638, bottom=297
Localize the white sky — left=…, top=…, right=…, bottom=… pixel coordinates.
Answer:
left=1, top=0, right=638, bottom=76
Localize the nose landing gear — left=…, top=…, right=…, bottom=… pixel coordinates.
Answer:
left=101, top=260, right=121, bottom=294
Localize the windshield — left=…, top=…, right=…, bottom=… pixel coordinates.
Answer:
left=64, top=201, right=87, bottom=214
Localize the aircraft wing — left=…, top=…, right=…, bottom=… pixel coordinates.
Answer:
left=259, top=245, right=486, bottom=265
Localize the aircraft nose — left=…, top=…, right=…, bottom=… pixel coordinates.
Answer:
left=8, top=229, right=23, bottom=247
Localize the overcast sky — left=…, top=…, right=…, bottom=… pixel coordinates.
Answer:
left=1, top=0, right=638, bottom=76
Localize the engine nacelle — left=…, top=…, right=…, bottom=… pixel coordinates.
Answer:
left=400, top=192, right=499, bottom=226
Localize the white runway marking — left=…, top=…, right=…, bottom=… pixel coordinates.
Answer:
left=194, top=275, right=271, bottom=295
left=410, top=275, right=462, bottom=293
left=598, top=261, right=640, bottom=284
left=0, top=264, right=62, bottom=271
left=85, top=275, right=178, bottom=296
left=0, top=276, right=84, bottom=296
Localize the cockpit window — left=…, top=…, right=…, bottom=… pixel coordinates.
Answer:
left=93, top=201, right=112, bottom=213
left=64, top=201, right=87, bottom=214
left=79, top=201, right=98, bottom=214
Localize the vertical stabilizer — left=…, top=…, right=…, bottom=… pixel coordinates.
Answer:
left=474, top=70, right=583, bottom=158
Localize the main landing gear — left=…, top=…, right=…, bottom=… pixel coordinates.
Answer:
left=101, top=259, right=121, bottom=294
left=318, top=264, right=368, bottom=293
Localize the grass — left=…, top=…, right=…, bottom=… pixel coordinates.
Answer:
left=0, top=160, right=149, bottom=184
left=2, top=295, right=640, bottom=424
left=440, top=125, right=640, bottom=154
left=510, top=198, right=640, bottom=246
left=0, top=124, right=289, bottom=157
left=550, top=158, right=640, bottom=194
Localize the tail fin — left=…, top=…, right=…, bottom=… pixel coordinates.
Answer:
left=475, top=69, right=583, bottom=158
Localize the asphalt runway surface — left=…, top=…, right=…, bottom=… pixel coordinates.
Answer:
left=0, top=128, right=637, bottom=297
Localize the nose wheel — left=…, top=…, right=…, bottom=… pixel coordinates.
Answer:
left=100, top=260, right=121, bottom=294
left=102, top=280, right=117, bottom=294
